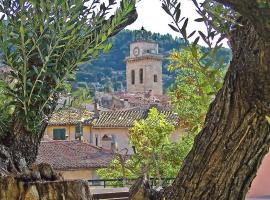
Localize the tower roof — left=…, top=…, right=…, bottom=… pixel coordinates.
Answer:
left=134, top=26, right=154, bottom=42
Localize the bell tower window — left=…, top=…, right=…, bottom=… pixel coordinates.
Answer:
left=139, top=68, right=143, bottom=84
left=154, top=74, right=158, bottom=82
left=131, top=70, right=135, bottom=85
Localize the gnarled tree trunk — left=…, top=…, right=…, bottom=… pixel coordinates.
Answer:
left=161, top=18, right=270, bottom=200
left=130, top=1, right=270, bottom=199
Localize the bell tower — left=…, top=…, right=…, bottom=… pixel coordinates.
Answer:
left=125, top=27, right=163, bottom=95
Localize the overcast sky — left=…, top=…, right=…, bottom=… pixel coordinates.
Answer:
left=123, top=0, right=228, bottom=47
left=125, top=0, right=205, bottom=38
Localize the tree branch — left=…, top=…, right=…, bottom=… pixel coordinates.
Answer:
left=214, top=0, right=270, bottom=39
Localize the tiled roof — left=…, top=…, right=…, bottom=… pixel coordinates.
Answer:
left=48, top=108, right=93, bottom=126
left=36, top=140, right=114, bottom=170
left=93, top=109, right=179, bottom=128
left=93, top=110, right=146, bottom=128
left=113, top=92, right=171, bottom=109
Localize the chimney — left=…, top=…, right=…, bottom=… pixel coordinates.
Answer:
left=94, top=98, right=99, bottom=118
left=101, top=135, right=112, bottom=150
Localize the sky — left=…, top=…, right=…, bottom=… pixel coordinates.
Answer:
left=125, top=0, right=204, bottom=38
left=123, top=0, right=228, bottom=47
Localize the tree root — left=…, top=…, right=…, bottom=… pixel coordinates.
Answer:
left=0, top=144, right=63, bottom=182
left=129, top=177, right=166, bottom=200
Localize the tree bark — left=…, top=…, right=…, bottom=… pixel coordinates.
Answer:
left=129, top=1, right=270, bottom=199
left=155, top=15, right=270, bottom=200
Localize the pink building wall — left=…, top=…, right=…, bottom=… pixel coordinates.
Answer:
left=247, top=152, right=270, bottom=198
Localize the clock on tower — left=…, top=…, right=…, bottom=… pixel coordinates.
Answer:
left=133, top=47, right=140, bottom=57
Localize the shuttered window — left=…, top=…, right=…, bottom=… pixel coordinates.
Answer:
left=53, top=128, right=66, bottom=140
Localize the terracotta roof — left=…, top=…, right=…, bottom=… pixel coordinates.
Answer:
left=36, top=140, right=114, bottom=170
left=93, top=109, right=179, bottom=128
left=113, top=92, right=171, bottom=108
left=48, top=108, right=93, bottom=126
left=93, top=110, right=146, bottom=128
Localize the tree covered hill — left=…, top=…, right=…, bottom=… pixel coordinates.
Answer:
left=77, top=29, right=232, bottom=92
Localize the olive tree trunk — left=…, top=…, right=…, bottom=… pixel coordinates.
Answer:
left=162, top=1, right=270, bottom=199
left=160, top=18, right=270, bottom=200
left=130, top=1, right=270, bottom=199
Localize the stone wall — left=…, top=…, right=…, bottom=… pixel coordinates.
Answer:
left=126, top=57, right=163, bottom=95
left=0, top=176, right=92, bottom=200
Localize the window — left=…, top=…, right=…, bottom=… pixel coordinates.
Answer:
left=75, top=124, right=80, bottom=133
left=131, top=70, right=135, bottom=85
left=53, top=128, right=66, bottom=140
left=154, top=74, right=158, bottom=82
left=95, top=134, right=99, bottom=146
left=111, top=134, right=116, bottom=144
left=139, top=68, right=143, bottom=84
left=75, top=124, right=83, bottom=139
left=111, top=134, right=117, bottom=150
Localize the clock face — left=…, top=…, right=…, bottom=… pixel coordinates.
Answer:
left=133, top=47, right=140, bottom=56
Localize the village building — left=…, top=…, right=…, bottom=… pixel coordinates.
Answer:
left=44, top=108, right=93, bottom=141
left=90, top=108, right=182, bottom=154
left=93, top=32, right=170, bottom=110
left=37, top=140, right=114, bottom=180
left=44, top=106, right=182, bottom=154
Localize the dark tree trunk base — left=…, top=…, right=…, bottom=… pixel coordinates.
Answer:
left=0, top=144, right=62, bottom=183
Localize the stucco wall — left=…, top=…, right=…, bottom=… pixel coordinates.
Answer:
left=91, top=128, right=134, bottom=153
left=91, top=127, right=184, bottom=154
left=129, top=41, right=159, bottom=57
left=171, top=127, right=183, bottom=141
left=45, top=125, right=91, bottom=141
left=60, top=169, right=97, bottom=180
left=126, top=41, right=163, bottom=96
left=248, top=152, right=270, bottom=196
left=126, top=58, right=163, bottom=95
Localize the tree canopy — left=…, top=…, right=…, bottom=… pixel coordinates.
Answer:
left=0, top=0, right=137, bottom=168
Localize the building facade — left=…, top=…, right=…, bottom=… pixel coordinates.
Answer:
left=91, top=108, right=182, bottom=154
left=126, top=41, right=163, bottom=95
left=44, top=108, right=93, bottom=142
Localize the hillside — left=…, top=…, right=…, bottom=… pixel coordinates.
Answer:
left=77, top=29, right=232, bottom=93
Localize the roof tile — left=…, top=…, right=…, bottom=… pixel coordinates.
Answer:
left=36, top=140, right=113, bottom=170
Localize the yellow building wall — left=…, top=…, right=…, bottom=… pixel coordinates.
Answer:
left=91, top=128, right=133, bottom=153
left=82, top=126, right=91, bottom=143
left=59, top=168, right=99, bottom=180
left=91, top=127, right=185, bottom=153
left=45, top=125, right=91, bottom=141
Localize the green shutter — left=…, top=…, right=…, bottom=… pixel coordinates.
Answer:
left=53, top=129, right=66, bottom=140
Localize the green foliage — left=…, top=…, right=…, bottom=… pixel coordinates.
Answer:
left=0, top=0, right=136, bottom=134
left=97, top=108, right=187, bottom=185
left=160, top=0, right=228, bottom=165
left=160, top=0, right=229, bottom=132
left=70, top=85, right=92, bottom=108
left=0, top=80, right=14, bottom=135
left=168, top=48, right=225, bottom=132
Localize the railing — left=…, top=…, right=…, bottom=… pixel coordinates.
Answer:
left=88, top=177, right=175, bottom=188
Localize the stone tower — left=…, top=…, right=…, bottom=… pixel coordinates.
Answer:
left=125, top=34, right=163, bottom=95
